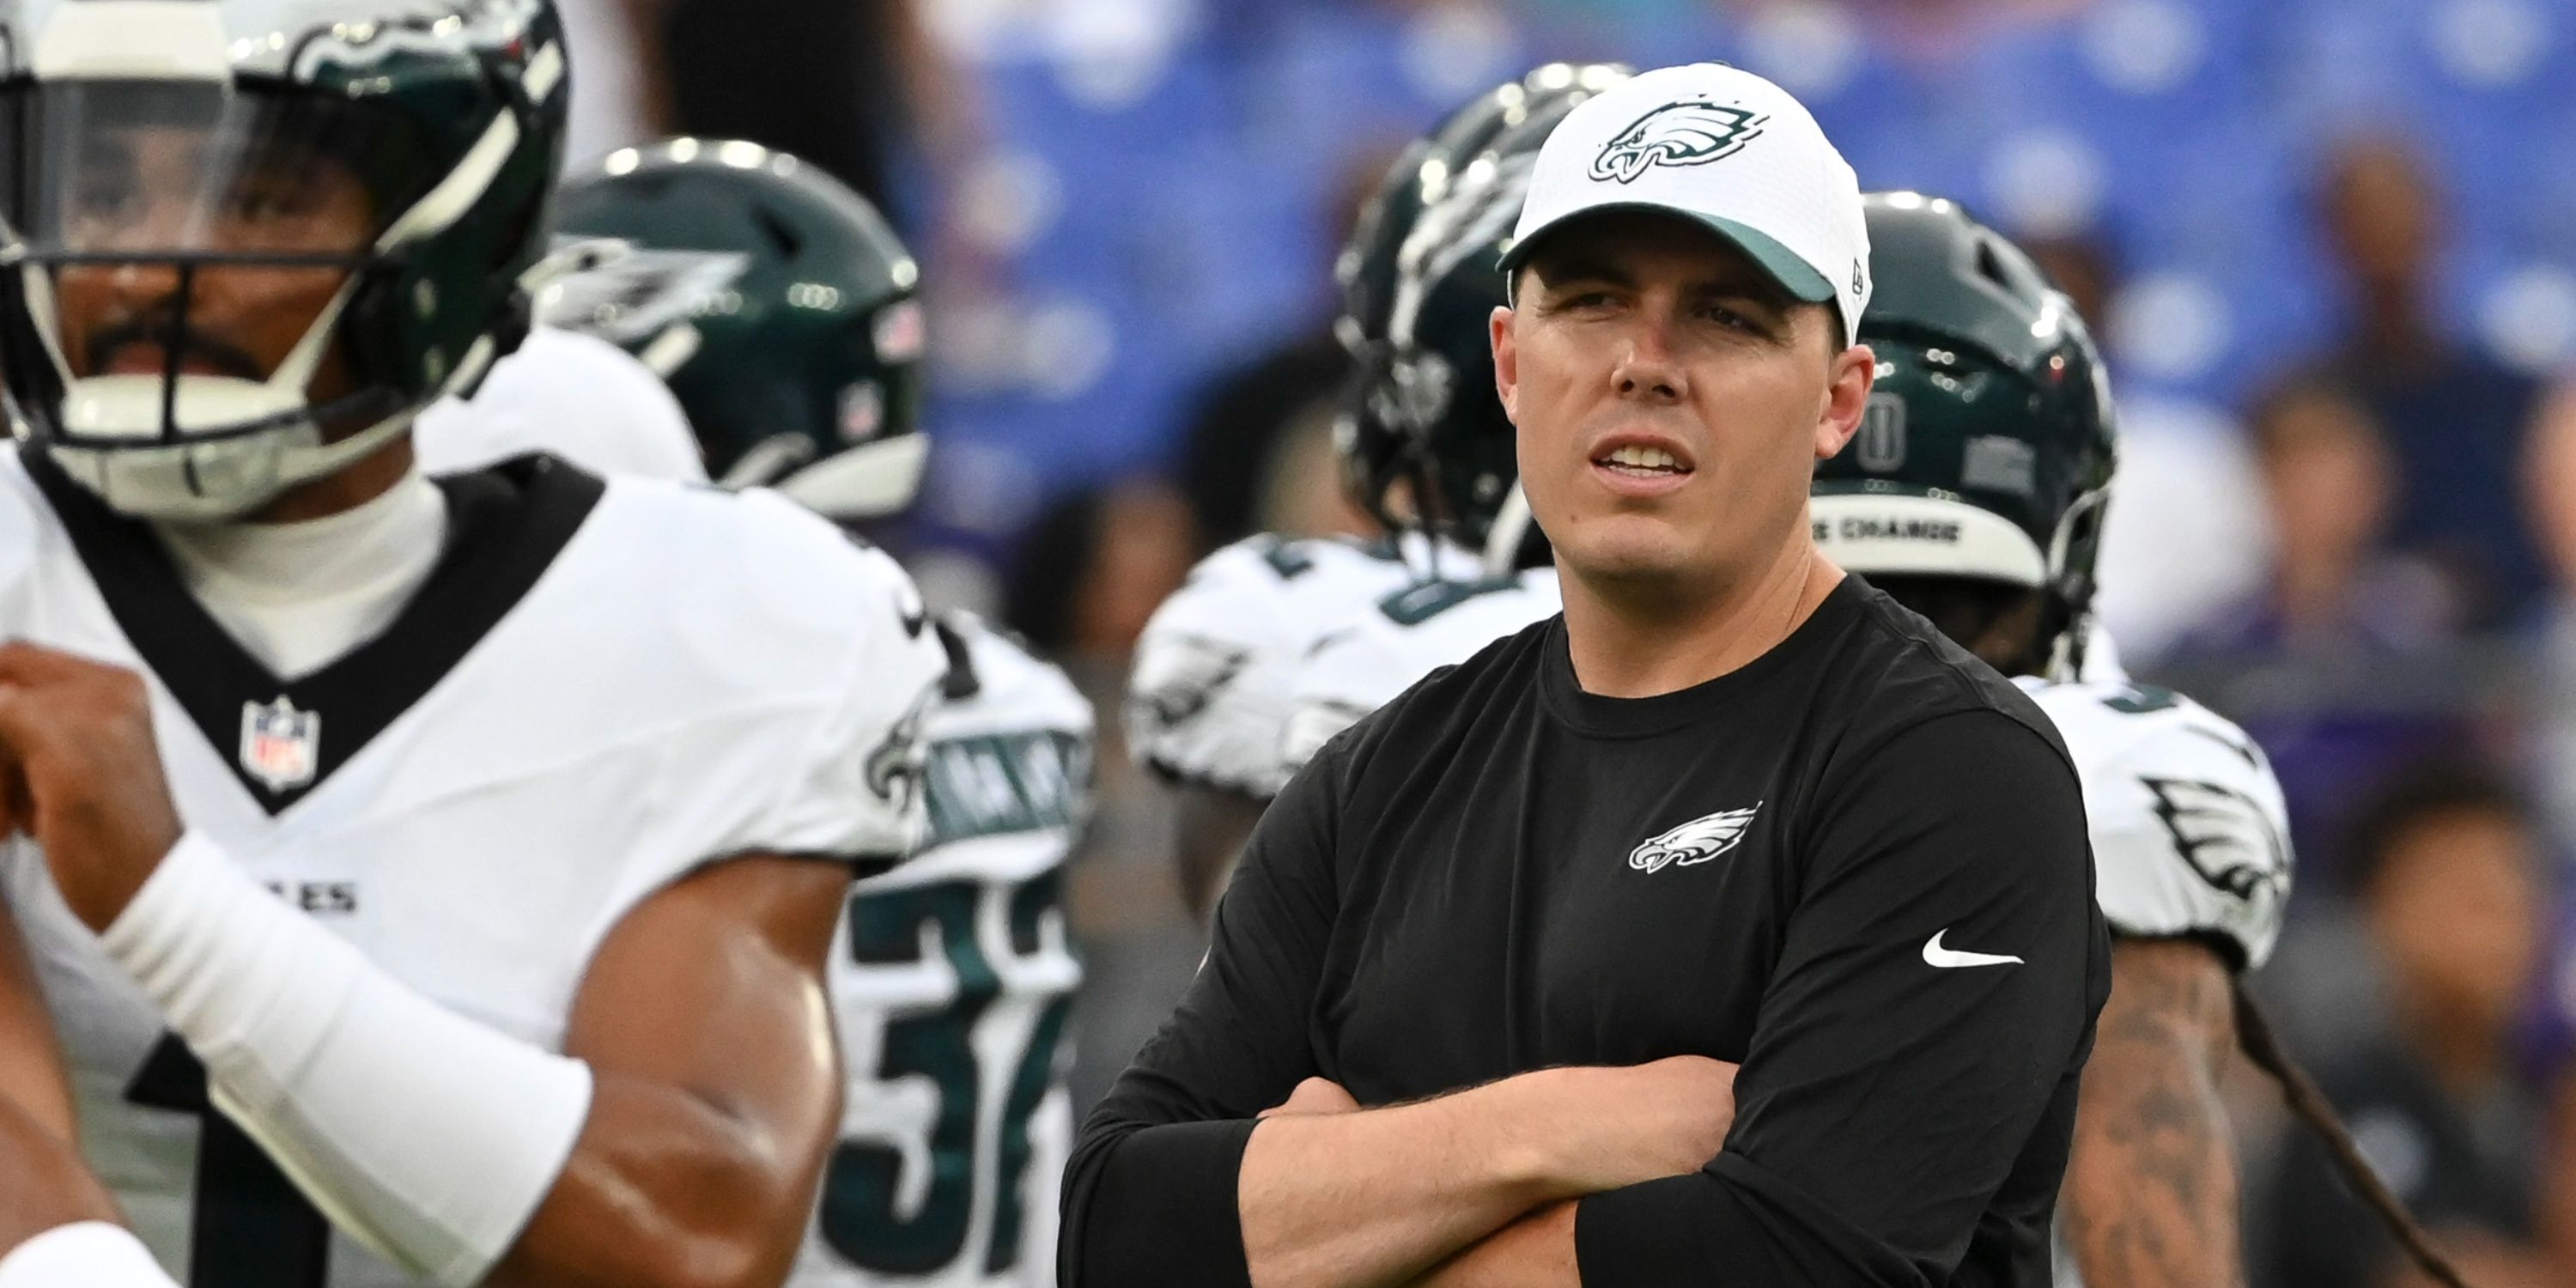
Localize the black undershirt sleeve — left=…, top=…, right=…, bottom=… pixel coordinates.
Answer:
left=1057, top=740, right=1346, bottom=1288
left=1576, top=710, right=2107, bottom=1286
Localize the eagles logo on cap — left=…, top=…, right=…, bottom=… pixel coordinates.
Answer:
left=1504, top=63, right=1872, bottom=341
left=1589, top=99, right=1769, bottom=185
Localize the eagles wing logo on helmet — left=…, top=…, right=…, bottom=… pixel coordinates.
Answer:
left=1589, top=100, right=1769, bottom=185
left=538, top=246, right=752, bottom=347
left=1628, top=804, right=1764, bottom=873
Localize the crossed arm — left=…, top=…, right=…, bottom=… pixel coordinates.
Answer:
left=1229, top=1062, right=1738, bottom=1288
left=1063, top=711, right=2107, bottom=1288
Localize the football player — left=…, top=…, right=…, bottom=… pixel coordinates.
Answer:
left=544, top=139, right=1095, bottom=1288
left=1275, top=80, right=1593, bottom=774
left=1814, top=193, right=2464, bottom=1288
left=0, top=4, right=946, bottom=1288
left=1132, top=64, right=1626, bottom=917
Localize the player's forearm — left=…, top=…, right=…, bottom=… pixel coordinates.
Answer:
left=486, top=1072, right=835, bottom=1288
left=1237, top=1072, right=1595, bottom=1288
left=101, top=833, right=595, bottom=1285
left=2063, top=1062, right=2240, bottom=1288
left=493, top=859, right=849, bottom=1288
left=2063, top=939, right=2244, bottom=1288
left=0, top=1097, right=122, bottom=1255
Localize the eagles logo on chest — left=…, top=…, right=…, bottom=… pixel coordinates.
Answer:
left=1590, top=99, right=1770, bottom=185
left=1628, top=804, right=1764, bottom=874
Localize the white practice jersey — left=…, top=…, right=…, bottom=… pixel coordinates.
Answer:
left=0, top=447, right=945, bottom=1288
left=796, top=612, right=1092, bottom=1288
left=412, top=327, right=709, bottom=483
left=1127, top=532, right=1476, bottom=799
left=2015, top=675, right=2293, bottom=970
left=1281, top=566, right=1564, bottom=778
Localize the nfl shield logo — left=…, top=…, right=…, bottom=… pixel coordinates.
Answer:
left=239, top=696, right=321, bottom=793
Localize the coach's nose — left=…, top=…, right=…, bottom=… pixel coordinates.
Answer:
left=1612, top=319, right=1687, bottom=405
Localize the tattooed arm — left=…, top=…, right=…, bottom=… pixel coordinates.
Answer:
left=2063, top=938, right=2244, bottom=1288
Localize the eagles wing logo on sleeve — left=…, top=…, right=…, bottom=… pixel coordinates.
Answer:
left=864, top=689, right=935, bottom=811
left=1131, top=635, right=1249, bottom=729
left=1590, top=100, right=1770, bottom=185
left=1629, top=804, right=1764, bottom=873
left=2140, top=776, right=2292, bottom=902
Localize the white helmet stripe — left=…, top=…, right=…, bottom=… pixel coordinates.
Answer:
left=32, top=2, right=230, bottom=81
left=1809, top=493, right=2048, bottom=586
left=376, top=111, right=521, bottom=251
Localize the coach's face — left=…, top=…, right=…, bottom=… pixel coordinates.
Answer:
left=1493, top=212, right=1872, bottom=593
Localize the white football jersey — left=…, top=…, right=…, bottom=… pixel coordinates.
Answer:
left=412, top=327, right=709, bottom=483
left=1127, top=532, right=1476, bottom=799
left=0, top=447, right=945, bottom=1288
left=2016, top=675, right=2293, bottom=970
left=796, top=612, right=1092, bottom=1288
left=1280, top=566, right=1564, bottom=777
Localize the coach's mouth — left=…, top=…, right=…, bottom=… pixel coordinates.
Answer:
left=1589, top=434, right=1696, bottom=497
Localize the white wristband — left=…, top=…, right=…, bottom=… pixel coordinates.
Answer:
left=0, top=1224, right=179, bottom=1288
left=100, top=833, right=594, bottom=1287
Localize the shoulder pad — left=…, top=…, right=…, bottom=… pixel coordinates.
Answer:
left=1126, top=533, right=1423, bottom=794
left=2026, top=679, right=2293, bottom=969
left=1281, top=568, right=1560, bottom=778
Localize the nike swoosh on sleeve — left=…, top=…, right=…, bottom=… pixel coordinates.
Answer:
left=1921, top=929, right=2024, bottom=969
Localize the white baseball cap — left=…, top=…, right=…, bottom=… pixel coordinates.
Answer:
left=1499, top=63, right=1872, bottom=342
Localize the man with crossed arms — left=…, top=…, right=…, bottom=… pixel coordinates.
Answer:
left=1061, top=63, right=2107, bottom=1288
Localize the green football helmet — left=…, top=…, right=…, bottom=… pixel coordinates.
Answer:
left=545, top=138, right=927, bottom=519
left=0, top=0, right=568, bottom=519
left=1813, top=192, right=2118, bottom=678
left=1336, top=63, right=1631, bottom=562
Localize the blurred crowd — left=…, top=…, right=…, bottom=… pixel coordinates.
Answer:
left=556, top=1, right=2576, bottom=1284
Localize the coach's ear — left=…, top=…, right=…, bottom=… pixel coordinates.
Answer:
left=1492, top=305, right=1520, bottom=422
left=1814, top=341, right=1874, bottom=461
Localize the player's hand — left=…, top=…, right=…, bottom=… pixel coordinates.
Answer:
left=0, top=642, right=184, bottom=933
left=1527, top=1055, right=1740, bottom=1195
left=1260, top=1078, right=1362, bottom=1118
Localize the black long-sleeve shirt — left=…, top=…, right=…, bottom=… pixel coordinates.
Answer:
left=1062, top=576, right=2110, bottom=1286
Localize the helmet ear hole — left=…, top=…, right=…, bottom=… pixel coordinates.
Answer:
left=1973, top=237, right=2020, bottom=294
left=751, top=206, right=803, bottom=261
